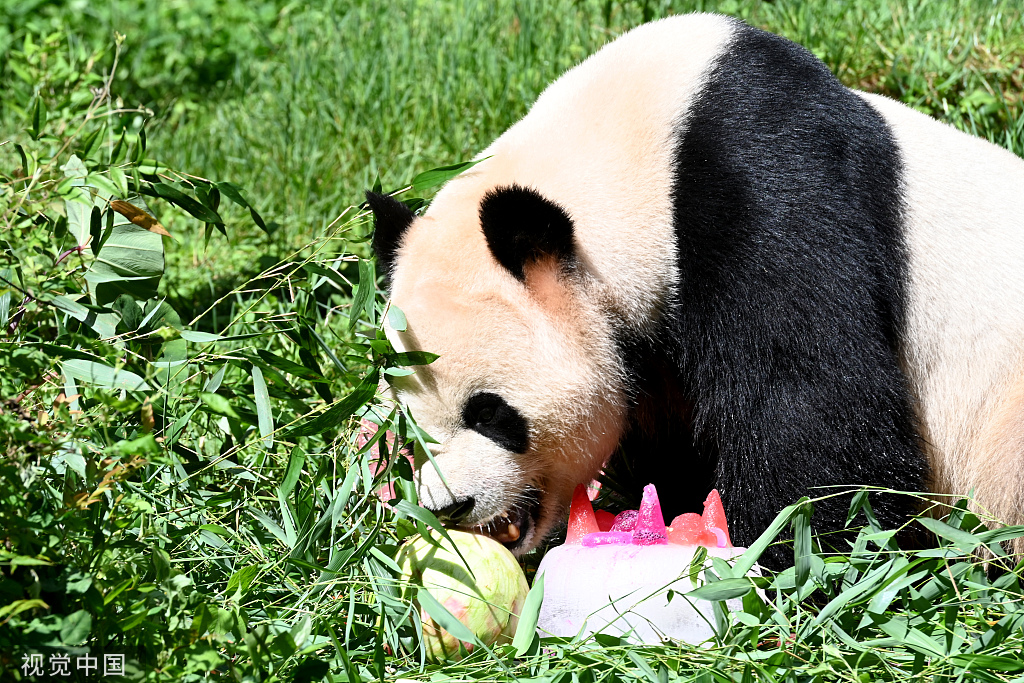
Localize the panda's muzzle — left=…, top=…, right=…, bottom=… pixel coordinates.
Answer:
left=431, top=488, right=542, bottom=550
left=466, top=487, right=541, bottom=552
left=433, top=496, right=477, bottom=524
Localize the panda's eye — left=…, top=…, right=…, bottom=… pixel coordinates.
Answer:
left=462, top=392, right=529, bottom=454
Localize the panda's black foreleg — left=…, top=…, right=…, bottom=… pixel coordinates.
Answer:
left=687, top=323, right=927, bottom=570
left=660, top=19, right=929, bottom=570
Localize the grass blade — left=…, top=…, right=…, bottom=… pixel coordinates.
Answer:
left=252, top=364, right=273, bottom=449
left=512, top=572, right=544, bottom=656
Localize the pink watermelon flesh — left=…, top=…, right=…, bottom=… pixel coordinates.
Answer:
left=610, top=510, right=638, bottom=533
left=581, top=531, right=633, bottom=547
left=694, top=528, right=717, bottom=547
left=667, top=512, right=703, bottom=545
left=631, top=483, right=668, bottom=545
left=702, top=489, right=733, bottom=547
left=565, top=484, right=733, bottom=549
left=665, top=489, right=733, bottom=548
left=566, top=483, right=600, bottom=545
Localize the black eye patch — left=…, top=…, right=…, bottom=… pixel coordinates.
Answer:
left=462, top=392, right=529, bottom=454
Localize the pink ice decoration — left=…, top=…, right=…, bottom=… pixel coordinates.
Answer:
left=580, top=483, right=668, bottom=546
left=631, top=483, right=669, bottom=545
left=610, top=510, right=638, bottom=533
left=708, top=527, right=729, bottom=548
left=581, top=531, right=634, bottom=547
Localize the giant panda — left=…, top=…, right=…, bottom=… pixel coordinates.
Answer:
left=365, top=13, right=1024, bottom=567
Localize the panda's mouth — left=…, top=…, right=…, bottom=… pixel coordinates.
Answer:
left=467, top=488, right=542, bottom=552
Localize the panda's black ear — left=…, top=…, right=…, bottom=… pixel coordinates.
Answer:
left=365, top=191, right=416, bottom=285
left=479, top=185, right=576, bottom=282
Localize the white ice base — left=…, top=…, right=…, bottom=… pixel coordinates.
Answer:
left=536, top=544, right=754, bottom=644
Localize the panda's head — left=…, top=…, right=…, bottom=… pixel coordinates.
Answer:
left=366, top=180, right=628, bottom=553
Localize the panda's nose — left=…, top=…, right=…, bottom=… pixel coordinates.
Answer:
left=434, top=497, right=476, bottom=524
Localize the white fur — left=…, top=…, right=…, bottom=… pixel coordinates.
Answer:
left=430, top=13, right=734, bottom=330
left=859, top=92, right=1024, bottom=527
left=384, top=15, right=738, bottom=547
left=384, top=14, right=1024, bottom=549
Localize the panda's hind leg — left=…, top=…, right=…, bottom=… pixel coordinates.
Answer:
left=969, top=356, right=1024, bottom=557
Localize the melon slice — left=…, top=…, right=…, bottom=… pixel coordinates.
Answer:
left=573, top=484, right=732, bottom=548
left=695, top=528, right=723, bottom=548
left=565, top=483, right=600, bottom=545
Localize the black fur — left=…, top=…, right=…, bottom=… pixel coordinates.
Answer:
left=462, top=392, right=530, bottom=454
left=478, top=184, right=576, bottom=281
left=617, top=21, right=926, bottom=568
left=366, top=191, right=416, bottom=284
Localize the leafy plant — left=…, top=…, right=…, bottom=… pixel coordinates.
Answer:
left=385, top=492, right=1024, bottom=682
left=0, top=24, right=424, bottom=682
left=3, top=2, right=1024, bottom=682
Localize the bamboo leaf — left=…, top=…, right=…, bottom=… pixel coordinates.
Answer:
left=387, top=305, right=407, bottom=332
left=30, top=97, right=46, bottom=139
left=733, top=498, right=808, bottom=576
left=814, top=561, right=894, bottom=624
left=256, top=349, right=327, bottom=383
left=793, top=500, right=814, bottom=588
left=411, top=157, right=489, bottom=193
left=110, top=199, right=170, bottom=236
left=143, top=182, right=222, bottom=224
left=416, top=586, right=484, bottom=654
left=217, top=181, right=268, bottom=233
left=180, top=330, right=265, bottom=344
left=200, top=392, right=240, bottom=419
left=977, top=525, right=1024, bottom=546
left=349, top=259, right=374, bottom=330
left=0, top=268, right=12, bottom=329
left=876, top=617, right=945, bottom=658
left=918, top=517, right=983, bottom=553
left=950, top=654, right=1024, bottom=673
left=288, top=370, right=378, bottom=437
left=281, top=447, right=305, bottom=498
left=687, top=578, right=753, bottom=602
left=252, top=365, right=274, bottom=449
left=63, top=359, right=151, bottom=391
left=390, top=351, right=440, bottom=367
left=512, top=573, right=544, bottom=655
left=226, top=565, right=260, bottom=597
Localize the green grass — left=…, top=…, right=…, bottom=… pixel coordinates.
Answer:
left=149, top=0, right=1024, bottom=226
left=11, top=0, right=1022, bottom=317
left=1, top=1, right=1023, bottom=681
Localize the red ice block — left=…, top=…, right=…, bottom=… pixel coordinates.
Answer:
left=595, top=510, right=617, bottom=532
left=702, top=489, right=733, bottom=548
left=632, top=484, right=668, bottom=545
left=566, top=483, right=600, bottom=545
